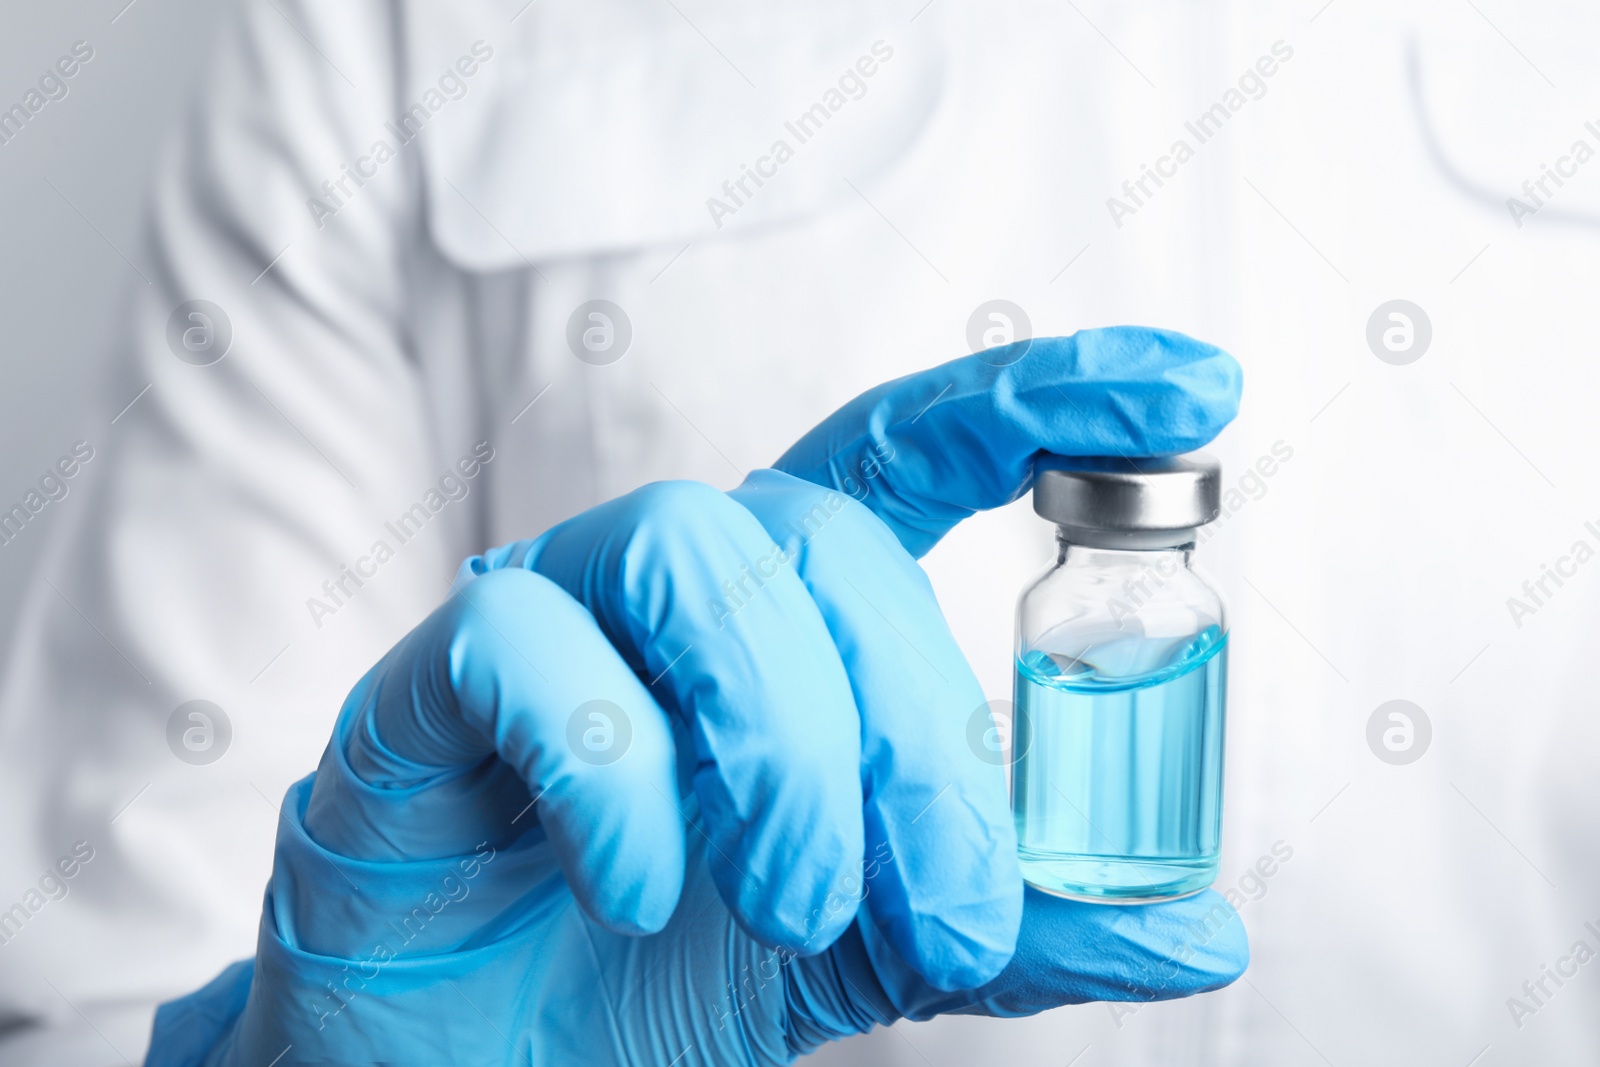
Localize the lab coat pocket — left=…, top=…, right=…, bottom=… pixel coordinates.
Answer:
left=400, top=0, right=947, bottom=266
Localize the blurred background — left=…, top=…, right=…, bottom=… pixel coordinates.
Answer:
left=4, top=1, right=1600, bottom=1064
left=0, top=0, right=228, bottom=656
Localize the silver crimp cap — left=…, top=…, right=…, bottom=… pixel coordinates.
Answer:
left=1032, top=452, right=1222, bottom=549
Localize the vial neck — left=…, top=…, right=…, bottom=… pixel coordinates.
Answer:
left=1053, top=523, right=1198, bottom=552
left=1055, top=528, right=1193, bottom=567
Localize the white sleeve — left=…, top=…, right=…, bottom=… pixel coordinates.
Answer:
left=0, top=1, right=473, bottom=1060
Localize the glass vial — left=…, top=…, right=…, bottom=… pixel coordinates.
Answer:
left=1012, top=453, right=1228, bottom=903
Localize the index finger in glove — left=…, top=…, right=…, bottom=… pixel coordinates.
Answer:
left=774, top=327, right=1242, bottom=557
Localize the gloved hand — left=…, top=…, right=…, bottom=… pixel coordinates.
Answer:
left=148, top=328, right=1246, bottom=1067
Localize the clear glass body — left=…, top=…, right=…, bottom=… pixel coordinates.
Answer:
left=1011, top=532, right=1228, bottom=903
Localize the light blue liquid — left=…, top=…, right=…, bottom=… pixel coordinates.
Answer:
left=1012, top=626, right=1227, bottom=902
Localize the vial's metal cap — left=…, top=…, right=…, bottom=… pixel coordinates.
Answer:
left=1032, top=452, right=1221, bottom=549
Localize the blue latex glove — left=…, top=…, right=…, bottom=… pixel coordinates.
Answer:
left=148, top=328, right=1246, bottom=1066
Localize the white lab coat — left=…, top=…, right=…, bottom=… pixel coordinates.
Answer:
left=2, top=1, right=1598, bottom=1064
